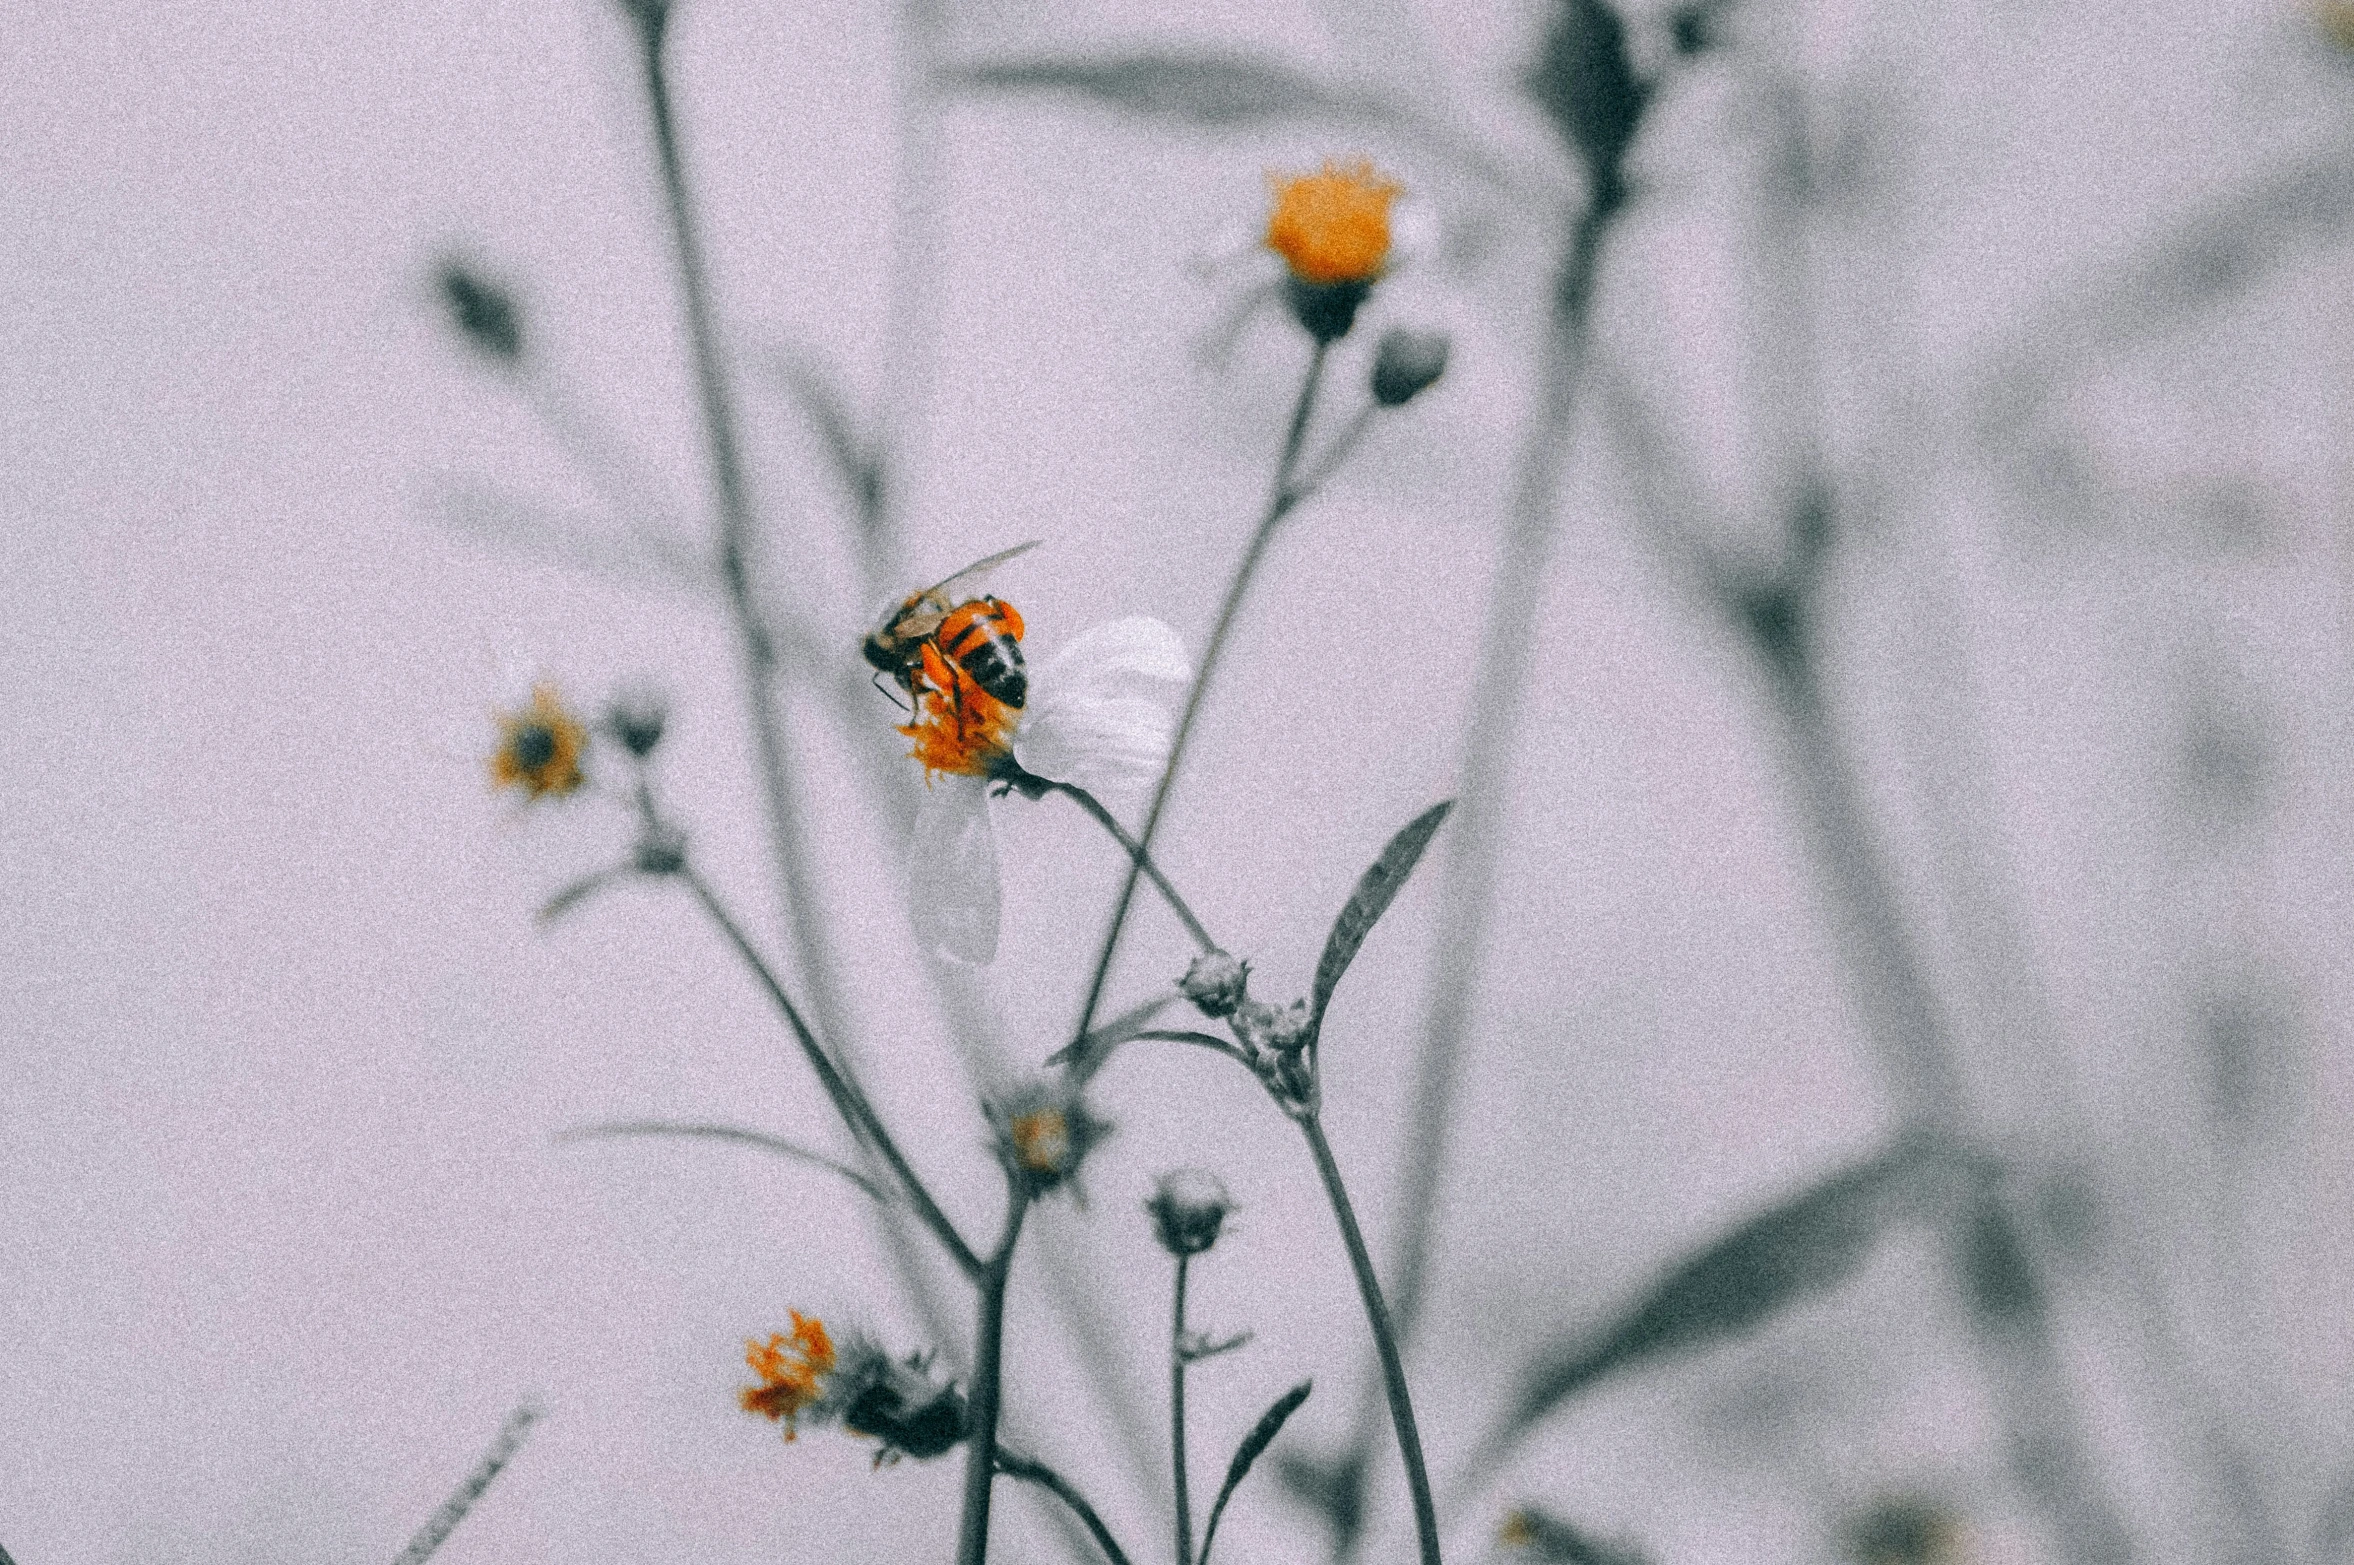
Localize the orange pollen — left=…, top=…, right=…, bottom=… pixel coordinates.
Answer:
left=489, top=683, right=588, bottom=800
left=1265, top=160, right=1400, bottom=286
left=740, top=1312, right=837, bottom=1439
left=899, top=642, right=1019, bottom=780
left=1009, top=1107, right=1071, bottom=1174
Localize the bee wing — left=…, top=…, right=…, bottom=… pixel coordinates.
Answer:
left=910, top=774, right=1001, bottom=965
left=922, top=539, right=1042, bottom=604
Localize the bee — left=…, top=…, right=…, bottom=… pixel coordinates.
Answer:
left=862, top=541, right=1040, bottom=709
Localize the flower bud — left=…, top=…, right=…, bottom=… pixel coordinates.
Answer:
left=1146, top=1169, right=1235, bottom=1256
left=604, top=688, right=669, bottom=758
left=1179, top=950, right=1251, bottom=1018
left=1372, top=329, right=1450, bottom=407
left=436, top=261, right=522, bottom=365
left=1285, top=277, right=1372, bottom=344
left=1234, top=997, right=1314, bottom=1057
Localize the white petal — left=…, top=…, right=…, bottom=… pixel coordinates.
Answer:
left=910, top=774, right=1001, bottom=965
left=1014, top=619, right=1192, bottom=804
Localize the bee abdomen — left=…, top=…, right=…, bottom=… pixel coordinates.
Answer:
left=939, top=599, right=1028, bottom=707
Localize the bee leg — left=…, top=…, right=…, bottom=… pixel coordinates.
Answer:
left=871, top=669, right=911, bottom=713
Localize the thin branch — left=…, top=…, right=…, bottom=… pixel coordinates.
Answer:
left=998, top=1448, right=1138, bottom=1565
left=391, top=1401, right=541, bottom=1565
left=1068, top=340, right=1330, bottom=1050
left=1051, top=782, right=1216, bottom=953
left=554, top=1120, right=892, bottom=1205
left=676, top=863, right=983, bottom=1281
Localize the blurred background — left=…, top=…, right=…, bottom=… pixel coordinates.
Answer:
left=4, top=0, right=2351, bottom=1560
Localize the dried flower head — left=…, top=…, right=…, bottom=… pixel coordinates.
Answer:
left=740, top=1311, right=838, bottom=1439
left=489, top=684, right=589, bottom=801
left=1179, top=950, right=1252, bottom=1018
left=1146, top=1168, right=1235, bottom=1256
left=1265, top=160, right=1402, bottom=287
left=989, top=1078, right=1109, bottom=1195
left=831, top=1344, right=969, bottom=1464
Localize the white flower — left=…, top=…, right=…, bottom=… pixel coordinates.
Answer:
left=905, top=617, right=1190, bottom=965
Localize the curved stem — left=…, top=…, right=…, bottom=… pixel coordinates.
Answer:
left=957, top=1186, right=1032, bottom=1565
left=1051, top=783, right=1216, bottom=954
left=1171, top=1251, right=1196, bottom=1565
left=1297, top=1111, right=1442, bottom=1565
left=632, top=7, right=855, bottom=1080
left=676, top=864, right=984, bottom=1282
left=1068, top=340, right=1330, bottom=1048
left=996, top=1449, right=1137, bottom=1565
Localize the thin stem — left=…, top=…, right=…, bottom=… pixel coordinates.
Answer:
left=996, top=1449, right=1137, bottom=1565
left=1068, top=340, right=1330, bottom=1048
left=676, top=863, right=984, bottom=1281
left=1171, top=1251, right=1196, bottom=1565
left=392, top=1402, right=541, bottom=1565
left=1296, top=1111, right=1442, bottom=1565
left=1051, top=783, right=1216, bottom=953
left=957, top=1186, right=1032, bottom=1565
left=631, top=7, right=855, bottom=1077
left=553, top=1120, right=894, bottom=1205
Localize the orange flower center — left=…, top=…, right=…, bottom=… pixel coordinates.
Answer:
left=740, top=1311, right=837, bottom=1438
left=1009, top=1107, right=1071, bottom=1174
left=900, top=642, right=1019, bottom=780
left=490, top=684, right=587, bottom=800
left=1265, top=161, right=1400, bottom=286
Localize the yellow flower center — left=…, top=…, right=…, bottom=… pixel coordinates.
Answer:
left=490, top=684, right=587, bottom=800
left=1265, top=160, right=1400, bottom=286
left=900, top=643, right=1019, bottom=780
left=740, top=1311, right=837, bottom=1439
left=1009, top=1107, right=1071, bottom=1174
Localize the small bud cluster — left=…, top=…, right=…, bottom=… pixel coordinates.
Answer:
left=1175, top=949, right=1319, bottom=1113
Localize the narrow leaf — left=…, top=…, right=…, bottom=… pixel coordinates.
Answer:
left=1311, top=800, right=1454, bottom=1031
left=760, top=348, right=883, bottom=528
left=1046, top=993, right=1174, bottom=1080
left=943, top=52, right=1344, bottom=127
left=1199, top=1379, right=1313, bottom=1565
left=555, top=1120, right=891, bottom=1205
left=1492, top=1146, right=1920, bottom=1450
left=537, top=866, right=627, bottom=925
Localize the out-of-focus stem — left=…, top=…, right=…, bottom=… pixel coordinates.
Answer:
left=631, top=7, right=854, bottom=1071
left=957, top=1186, right=1032, bottom=1565
left=1297, top=1111, right=1442, bottom=1565
left=1171, top=1252, right=1196, bottom=1565
left=1068, top=341, right=1330, bottom=1048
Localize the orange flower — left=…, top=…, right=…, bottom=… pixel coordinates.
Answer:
left=1265, top=160, right=1401, bottom=286
left=488, top=683, right=588, bottom=800
left=899, top=643, right=1020, bottom=782
left=1008, top=1107, right=1071, bottom=1175
left=740, top=1312, right=838, bottom=1439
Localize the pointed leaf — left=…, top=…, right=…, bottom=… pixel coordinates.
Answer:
left=1492, top=1146, right=1922, bottom=1451
left=537, top=866, right=626, bottom=925
left=1198, top=1379, right=1313, bottom=1565
left=1311, top=800, right=1453, bottom=1031
left=761, top=348, right=883, bottom=529
left=943, top=51, right=1345, bottom=127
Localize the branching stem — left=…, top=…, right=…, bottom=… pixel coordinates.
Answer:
left=1051, top=782, right=1216, bottom=954
left=1068, top=339, right=1331, bottom=1049
left=957, top=1185, right=1032, bottom=1565
left=997, top=1449, right=1137, bottom=1565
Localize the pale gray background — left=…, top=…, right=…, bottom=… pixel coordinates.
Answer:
left=5, top=0, right=2352, bottom=1560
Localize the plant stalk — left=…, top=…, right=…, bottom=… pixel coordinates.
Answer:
left=957, top=1185, right=1033, bottom=1565
left=997, top=1449, right=1137, bottom=1565
left=1171, top=1251, right=1196, bottom=1565
left=1297, top=1111, right=1442, bottom=1565
left=1051, top=783, right=1216, bottom=954
left=1068, top=340, right=1330, bottom=1047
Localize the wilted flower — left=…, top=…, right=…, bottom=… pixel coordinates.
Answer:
left=902, top=618, right=1190, bottom=965
left=1146, top=1169, right=1235, bottom=1256
left=489, top=684, right=589, bottom=801
left=740, top=1311, right=838, bottom=1439
left=988, top=1077, right=1110, bottom=1196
